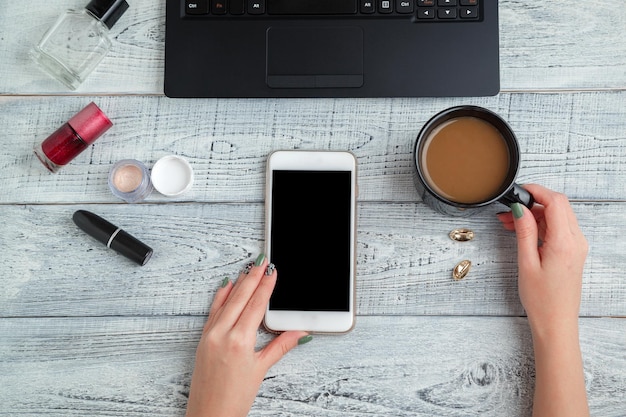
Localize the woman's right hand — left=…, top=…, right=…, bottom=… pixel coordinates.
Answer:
left=497, top=184, right=588, bottom=334
left=497, top=184, right=590, bottom=417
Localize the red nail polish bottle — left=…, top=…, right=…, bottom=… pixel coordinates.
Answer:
left=34, top=102, right=113, bottom=173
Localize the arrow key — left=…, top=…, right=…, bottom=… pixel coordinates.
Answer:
left=417, top=8, right=435, bottom=19
left=460, top=6, right=478, bottom=19
left=438, top=7, right=457, bottom=19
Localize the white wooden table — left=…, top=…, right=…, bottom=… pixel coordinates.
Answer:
left=1, top=1, right=625, bottom=415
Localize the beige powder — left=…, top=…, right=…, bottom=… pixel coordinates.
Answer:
left=112, top=164, right=143, bottom=193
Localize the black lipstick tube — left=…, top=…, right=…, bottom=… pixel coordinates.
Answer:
left=72, top=210, right=153, bottom=266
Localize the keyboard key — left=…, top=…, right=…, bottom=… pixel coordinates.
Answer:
left=379, top=0, right=393, bottom=13
left=360, top=0, right=375, bottom=13
left=185, top=0, right=209, bottom=14
left=211, top=0, right=226, bottom=14
left=417, top=8, right=434, bottom=18
left=460, top=6, right=478, bottom=18
left=396, top=0, right=414, bottom=13
left=438, top=7, right=456, bottom=18
left=438, top=0, right=456, bottom=5
left=268, top=0, right=357, bottom=14
left=460, top=0, right=477, bottom=5
left=378, top=0, right=393, bottom=13
left=248, top=0, right=265, bottom=14
left=230, top=0, right=245, bottom=14
left=417, top=0, right=434, bottom=6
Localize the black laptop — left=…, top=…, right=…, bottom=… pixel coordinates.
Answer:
left=164, top=0, right=499, bottom=98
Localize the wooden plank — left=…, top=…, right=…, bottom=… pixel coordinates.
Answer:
left=0, top=316, right=623, bottom=416
left=1, top=91, right=625, bottom=205
left=1, top=202, right=624, bottom=318
left=499, top=0, right=626, bottom=91
left=0, top=1, right=624, bottom=94
left=0, top=0, right=164, bottom=95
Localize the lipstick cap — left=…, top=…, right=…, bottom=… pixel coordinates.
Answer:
left=68, top=102, right=113, bottom=145
left=73, top=209, right=117, bottom=242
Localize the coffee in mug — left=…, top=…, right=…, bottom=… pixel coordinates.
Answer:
left=413, top=106, right=533, bottom=216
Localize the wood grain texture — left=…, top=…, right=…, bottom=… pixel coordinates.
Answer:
left=499, top=0, right=626, bottom=91
left=1, top=91, right=626, bottom=204
left=1, top=0, right=625, bottom=415
left=0, top=0, right=164, bottom=95
left=0, top=1, right=624, bottom=94
left=0, top=316, right=623, bottom=417
left=1, top=202, right=624, bottom=318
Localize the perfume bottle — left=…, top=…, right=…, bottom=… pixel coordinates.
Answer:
left=30, top=0, right=129, bottom=90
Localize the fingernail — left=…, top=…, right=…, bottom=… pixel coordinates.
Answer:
left=220, top=277, right=230, bottom=288
left=242, top=261, right=254, bottom=274
left=511, top=203, right=524, bottom=219
left=265, top=263, right=276, bottom=276
left=255, top=253, right=266, bottom=266
left=298, top=335, right=313, bottom=346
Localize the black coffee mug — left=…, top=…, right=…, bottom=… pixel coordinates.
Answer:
left=413, top=106, right=534, bottom=217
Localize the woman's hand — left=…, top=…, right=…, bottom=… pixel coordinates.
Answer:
left=497, top=184, right=588, bottom=333
left=185, top=254, right=310, bottom=417
left=497, top=184, right=589, bottom=417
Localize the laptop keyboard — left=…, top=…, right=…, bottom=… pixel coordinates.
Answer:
left=184, top=0, right=480, bottom=21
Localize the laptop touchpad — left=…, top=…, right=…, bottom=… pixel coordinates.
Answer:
left=266, top=26, right=364, bottom=89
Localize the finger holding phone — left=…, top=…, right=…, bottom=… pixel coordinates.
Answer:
left=185, top=256, right=309, bottom=417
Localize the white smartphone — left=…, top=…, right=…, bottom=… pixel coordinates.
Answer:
left=264, top=150, right=357, bottom=334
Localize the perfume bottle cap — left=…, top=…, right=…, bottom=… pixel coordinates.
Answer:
left=86, top=0, right=130, bottom=29
left=68, top=102, right=113, bottom=145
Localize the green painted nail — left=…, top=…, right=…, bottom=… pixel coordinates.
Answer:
left=220, top=277, right=230, bottom=288
left=511, top=203, right=524, bottom=219
left=255, top=253, right=266, bottom=266
left=298, top=335, right=313, bottom=346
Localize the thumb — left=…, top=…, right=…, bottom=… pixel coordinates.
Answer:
left=259, top=331, right=311, bottom=370
left=511, top=202, right=540, bottom=272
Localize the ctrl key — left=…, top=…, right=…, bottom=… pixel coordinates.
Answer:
left=186, top=0, right=209, bottom=14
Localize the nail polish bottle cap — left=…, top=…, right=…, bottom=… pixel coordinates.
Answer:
left=151, top=155, right=194, bottom=197
left=86, top=0, right=130, bottom=30
left=68, top=102, right=113, bottom=145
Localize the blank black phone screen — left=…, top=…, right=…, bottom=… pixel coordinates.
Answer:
left=269, top=170, right=352, bottom=311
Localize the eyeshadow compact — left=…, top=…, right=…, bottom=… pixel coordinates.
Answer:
left=108, top=159, right=153, bottom=203
left=108, top=155, right=194, bottom=203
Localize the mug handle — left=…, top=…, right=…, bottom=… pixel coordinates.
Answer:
left=498, top=183, right=534, bottom=209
